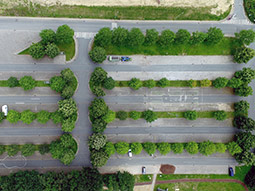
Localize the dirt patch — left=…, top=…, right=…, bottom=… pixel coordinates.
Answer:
left=160, top=164, right=176, bottom=174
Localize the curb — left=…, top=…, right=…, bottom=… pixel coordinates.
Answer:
left=66, top=36, right=78, bottom=64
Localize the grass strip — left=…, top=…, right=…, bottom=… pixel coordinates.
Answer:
left=135, top=174, right=153, bottom=183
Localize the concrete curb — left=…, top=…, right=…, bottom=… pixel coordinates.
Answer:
left=66, top=36, right=78, bottom=64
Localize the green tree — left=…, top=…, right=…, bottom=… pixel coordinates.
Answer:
left=144, top=79, right=156, bottom=89
left=144, top=29, right=159, bottom=46
left=90, top=67, right=108, bottom=86
left=212, top=77, right=229, bottom=89
left=244, top=166, right=255, bottom=189
left=115, top=142, right=129, bottom=154
left=234, top=67, right=255, bottom=84
left=215, top=143, right=227, bottom=153
left=185, top=142, right=199, bottom=154
left=116, top=171, right=135, bottom=191
left=61, top=68, right=75, bottom=82
left=7, top=110, right=20, bottom=124
left=58, top=98, right=77, bottom=118
left=116, top=111, right=128, bottom=120
left=89, top=47, right=107, bottom=63
left=36, top=110, right=50, bottom=124
left=130, top=142, right=143, bottom=155
left=142, top=142, right=157, bottom=155
left=213, top=110, right=227, bottom=121
left=235, top=29, right=255, bottom=45
left=29, top=42, right=45, bottom=59
left=227, top=77, right=243, bottom=88
left=21, top=144, right=36, bottom=157
left=200, top=79, right=212, bottom=87
left=227, top=142, right=243, bottom=155
left=235, top=151, right=255, bottom=166
left=45, top=43, right=60, bottom=58
left=94, top=27, right=112, bottom=47
left=190, top=31, right=207, bottom=44
left=234, top=46, right=255, bottom=64
left=234, top=85, right=253, bottom=97
left=103, top=110, right=115, bottom=123
left=7, top=144, right=20, bottom=156
left=233, top=116, right=255, bottom=131
left=187, top=79, right=197, bottom=88
left=158, top=78, right=169, bottom=88
left=235, top=132, right=255, bottom=151
left=89, top=133, right=107, bottom=151
left=40, top=29, right=56, bottom=44
left=38, top=144, right=50, bottom=155
left=104, top=142, right=115, bottom=156
left=50, top=110, right=63, bottom=124
left=143, top=110, right=158, bottom=123
left=158, top=29, right=175, bottom=47
left=128, top=78, right=143, bottom=90
left=56, top=24, right=74, bottom=45
left=0, top=112, right=5, bottom=123
left=103, top=77, right=115, bottom=90
left=61, top=86, right=75, bottom=99
left=175, top=29, right=191, bottom=44
left=61, top=118, right=75, bottom=132
left=127, top=28, right=145, bottom=47
left=234, top=100, right=249, bottom=116
left=92, top=118, right=107, bottom=133
left=21, top=110, right=36, bottom=124
left=7, top=77, right=19, bottom=88
left=89, top=98, right=108, bottom=120
left=49, top=76, right=66, bottom=93
left=112, top=27, right=129, bottom=46
left=198, top=141, right=216, bottom=156
left=19, top=76, right=36, bottom=91
left=171, top=143, right=184, bottom=154
left=129, top=111, right=141, bottom=120
left=206, top=27, right=224, bottom=44
left=0, top=145, right=5, bottom=155
left=157, top=142, right=171, bottom=155
left=184, top=111, right=197, bottom=120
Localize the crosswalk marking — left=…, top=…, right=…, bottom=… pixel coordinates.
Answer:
left=75, top=32, right=96, bottom=39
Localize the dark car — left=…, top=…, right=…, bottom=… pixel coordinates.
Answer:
left=121, top=56, right=131, bottom=61
left=229, top=167, right=234, bottom=176
left=142, top=166, right=146, bottom=174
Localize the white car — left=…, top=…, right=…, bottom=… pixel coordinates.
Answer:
left=128, top=149, right=132, bottom=158
left=2, top=105, right=8, bottom=116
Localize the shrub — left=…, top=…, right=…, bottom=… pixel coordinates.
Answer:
left=213, top=110, right=227, bottom=121
left=127, top=28, right=145, bottom=47
left=61, top=86, right=75, bottom=99
left=200, top=79, right=212, bottom=87
left=56, top=24, right=74, bottom=45
left=7, top=110, right=20, bottom=124
left=130, top=142, right=143, bottom=155
left=40, top=29, right=56, bottom=45
left=198, top=141, right=216, bottom=156
left=185, top=142, right=199, bottom=154
left=45, top=43, right=60, bottom=58
left=215, top=143, right=227, bottom=153
left=235, top=132, right=255, bottom=151
left=104, top=142, right=115, bottom=156
left=227, top=77, right=243, bottom=88
left=212, top=77, right=229, bottom=89
left=116, top=111, right=128, bottom=120
left=112, top=27, right=129, bottom=46
left=234, top=67, right=255, bottom=84
left=244, top=166, right=255, bottom=190
left=50, top=111, right=63, bottom=124
left=234, top=46, right=255, bottom=64
left=89, top=47, right=107, bottom=63
left=102, top=110, right=115, bottom=123
left=21, top=110, right=36, bottom=124
left=50, top=76, right=66, bottom=93
left=171, top=143, right=184, bottom=154
left=158, top=29, right=175, bottom=47
left=156, top=142, right=171, bottom=155
left=233, top=116, right=255, bottom=131
left=61, top=118, right=75, bottom=132
left=190, top=31, right=207, bottom=44
left=103, top=77, right=115, bottom=90
left=90, top=150, right=109, bottom=167
left=129, top=111, right=141, bottom=120
left=115, top=142, right=129, bottom=155
left=90, top=67, right=108, bottom=86
left=36, top=110, right=51, bottom=124
left=235, top=29, right=255, bottom=45
left=89, top=133, right=107, bottom=151
left=175, top=29, right=190, bottom=44
left=7, top=144, right=20, bottom=156
left=227, top=142, right=242, bottom=156
left=235, top=151, right=255, bottom=166
left=128, top=78, right=143, bottom=90
left=234, top=100, right=249, bottom=116
left=38, top=144, right=50, bottom=155
left=91, top=86, right=105, bottom=97
left=143, top=79, right=156, bottom=89
left=29, top=43, right=45, bottom=59
left=183, top=111, right=197, bottom=120
left=7, top=77, right=19, bottom=88
left=187, top=79, right=197, bottom=88
left=60, top=68, right=75, bottom=83
left=58, top=98, right=77, bottom=118
left=0, top=112, right=5, bottom=123
left=158, top=78, right=169, bottom=88
left=234, top=85, right=253, bottom=97
left=144, top=29, right=159, bottom=46
left=19, top=76, right=36, bottom=91
left=0, top=145, right=5, bottom=155
left=21, top=144, right=36, bottom=157
left=94, top=27, right=112, bottom=47
left=92, top=118, right=107, bottom=133
left=89, top=98, right=108, bottom=120
left=206, top=27, right=224, bottom=44
left=142, top=142, right=157, bottom=155
left=142, top=110, right=158, bottom=123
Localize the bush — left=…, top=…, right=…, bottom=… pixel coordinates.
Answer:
left=185, top=142, right=199, bottom=154
left=50, top=76, right=66, bottom=93
left=158, top=78, right=169, bottom=88
left=104, top=142, right=115, bottom=156
left=7, top=77, right=19, bottom=88
left=171, top=143, right=184, bottom=154
left=158, top=29, right=175, bottom=47
left=102, top=110, right=115, bottom=123
left=198, top=141, right=216, bottom=156
left=90, top=67, right=108, bottom=86
left=112, top=27, right=129, bottom=46
left=94, top=27, right=112, bottom=48
left=21, top=110, right=36, bottom=124
left=90, top=150, right=109, bottom=167
left=143, top=79, right=156, bottom=89
left=115, top=142, right=129, bottom=155
left=89, top=98, right=108, bottom=120
left=234, top=67, right=255, bottom=84
left=45, top=43, right=60, bottom=58
left=144, top=29, right=159, bottom=46
left=206, top=27, right=224, bottom=44
left=187, top=79, right=197, bottom=88
left=19, top=76, right=36, bottom=91
left=190, top=31, right=207, bottom=44
left=233, top=116, right=255, bottom=131
left=38, top=144, right=50, bottom=155
left=61, top=118, right=76, bottom=132
left=0, top=145, right=5, bottom=155
left=89, top=47, right=107, bottom=63
left=234, top=46, right=255, bottom=64
left=143, top=110, right=158, bottom=123
left=7, top=144, right=20, bottom=156
left=116, top=111, right=128, bottom=120
left=235, top=132, right=255, bottom=151
left=29, top=43, right=45, bottom=59
left=89, top=133, right=107, bottom=151
left=235, top=151, right=255, bottom=166
left=61, top=86, right=75, bottom=99
left=235, top=29, right=255, bottom=45
left=7, top=110, right=20, bottom=124
left=91, top=86, right=105, bottom=97
left=127, top=28, right=145, bottom=47
left=183, top=111, right=197, bottom=120
left=130, top=142, right=143, bottom=155
left=56, top=24, right=74, bottom=45
left=128, top=78, right=143, bottom=90
left=116, top=171, right=135, bottom=191
left=200, top=79, right=212, bottom=87
left=244, top=166, right=255, bottom=190
left=58, top=98, right=77, bottom=118
left=156, top=142, right=171, bottom=155
left=0, top=112, right=5, bottom=123
left=142, top=142, right=157, bottom=155
left=129, top=111, right=141, bottom=120
left=212, top=77, right=229, bottom=89
left=36, top=110, right=51, bottom=124
left=92, top=118, right=107, bottom=133
left=103, top=77, right=115, bottom=90
left=21, top=144, right=36, bottom=157
left=227, top=77, right=243, bottom=88
left=234, top=100, right=249, bottom=116
left=40, top=29, right=56, bottom=45
left=50, top=111, right=63, bottom=124
left=213, top=110, right=227, bottom=121
left=227, top=142, right=242, bottom=156
left=234, top=85, right=253, bottom=97
left=215, top=143, right=227, bottom=153
left=175, top=29, right=190, bottom=44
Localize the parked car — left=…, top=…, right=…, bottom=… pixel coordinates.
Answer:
left=229, top=167, right=234, bottom=176
left=108, top=56, right=120, bottom=62
left=128, top=149, right=132, bottom=158
left=121, top=56, right=131, bottom=62
left=2, top=105, right=8, bottom=116
left=142, top=166, right=146, bottom=174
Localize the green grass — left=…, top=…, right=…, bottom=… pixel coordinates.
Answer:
left=35, top=81, right=50, bottom=87
left=2, top=4, right=231, bottom=21
left=0, top=81, right=9, bottom=87
left=135, top=174, right=153, bottom=183
left=155, top=182, right=245, bottom=191
left=105, top=38, right=237, bottom=56
left=19, top=48, right=30, bottom=55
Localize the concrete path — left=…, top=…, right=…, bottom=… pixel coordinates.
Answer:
left=151, top=174, right=157, bottom=191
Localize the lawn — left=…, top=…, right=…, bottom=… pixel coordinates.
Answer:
left=154, top=182, right=246, bottom=191
left=135, top=174, right=153, bottom=183
left=2, top=4, right=231, bottom=21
